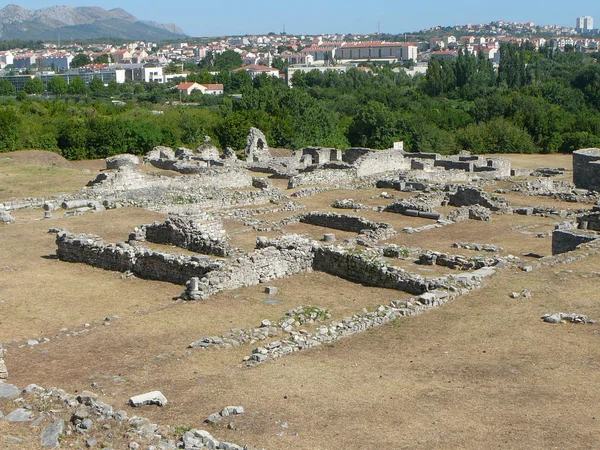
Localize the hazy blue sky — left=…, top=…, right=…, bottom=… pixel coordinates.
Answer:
left=9, top=0, right=600, bottom=37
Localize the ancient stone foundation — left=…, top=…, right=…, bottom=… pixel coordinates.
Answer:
left=56, top=232, right=222, bottom=285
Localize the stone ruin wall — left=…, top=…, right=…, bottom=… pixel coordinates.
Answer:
left=55, top=230, right=486, bottom=302
left=577, top=210, right=600, bottom=231
left=135, top=215, right=233, bottom=257
left=552, top=229, right=598, bottom=255
left=312, top=247, right=454, bottom=295
left=190, top=237, right=316, bottom=299
left=288, top=168, right=357, bottom=188
left=573, top=148, right=600, bottom=191
left=300, top=212, right=393, bottom=234
left=56, top=232, right=222, bottom=285
left=351, top=149, right=411, bottom=178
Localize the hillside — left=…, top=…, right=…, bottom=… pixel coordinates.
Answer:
left=0, top=4, right=186, bottom=41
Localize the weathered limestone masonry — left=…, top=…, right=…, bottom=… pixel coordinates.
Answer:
left=131, top=214, right=235, bottom=257
left=573, top=148, right=600, bottom=191
left=183, top=235, right=316, bottom=300
left=245, top=127, right=271, bottom=163
left=288, top=167, right=357, bottom=188
left=417, top=250, right=517, bottom=270
left=577, top=209, right=600, bottom=231
left=447, top=185, right=511, bottom=212
left=88, top=164, right=252, bottom=192
left=56, top=231, right=223, bottom=285
left=0, top=344, right=7, bottom=379
left=344, top=148, right=411, bottom=177
left=552, top=221, right=599, bottom=255
left=300, top=212, right=395, bottom=238
left=144, top=140, right=237, bottom=174
left=1, top=198, right=46, bottom=211
left=312, top=247, right=455, bottom=295
left=302, top=147, right=342, bottom=164
left=105, top=154, right=139, bottom=170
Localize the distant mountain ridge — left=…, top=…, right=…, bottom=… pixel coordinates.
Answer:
left=0, top=4, right=187, bottom=41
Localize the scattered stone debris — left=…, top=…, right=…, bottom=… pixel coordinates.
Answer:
left=189, top=306, right=331, bottom=350
left=204, top=406, right=245, bottom=424
left=451, top=242, right=503, bottom=252
left=541, top=313, right=596, bottom=324
left=331, top=199, right=368, bottom=210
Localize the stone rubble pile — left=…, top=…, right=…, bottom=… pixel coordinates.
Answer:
left=204, top=406, right=245, bottom=425
left=188, top=306, right=331, bottom=350
left=380, top=244, right=421, bottom=259
left=331, top=199, right=368, bottom=210
left=417, top=250, right=518, bottom=270
left=451, top=242, right=504, bottom=252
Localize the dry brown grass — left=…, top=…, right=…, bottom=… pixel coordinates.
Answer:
left=2, top=153, right=599, bottom=449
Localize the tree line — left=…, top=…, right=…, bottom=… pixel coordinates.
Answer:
left=0, top=43, right=598, bottom=158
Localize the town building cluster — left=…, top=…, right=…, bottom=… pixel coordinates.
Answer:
left=0, top=16, right=597, bottom=92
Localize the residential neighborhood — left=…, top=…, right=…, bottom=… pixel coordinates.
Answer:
left=0, top=16, right=598, bottom=93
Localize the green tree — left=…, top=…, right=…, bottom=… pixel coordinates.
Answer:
left=423, top=59, right=444, bottom=96
left=0, top=79, right=15, bottom=95
left=70, top=53, right=92, bottom=68
left=67, top=77, right=87, bottom=95
left=199, top=50, right=243, bottom=71
left=89, top=77, right=105, bottom=97
left=94, top=54, right=109, bottom=64
left=0, top=107, right=19, bottom=151
left=23, top=77, right=44, bottom=94
left=47, top=76, right=68, bottom=96
left=348, top=100, right=398, bottom=148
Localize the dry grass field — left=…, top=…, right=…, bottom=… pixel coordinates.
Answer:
left=1, top=151, right=599, bottom=449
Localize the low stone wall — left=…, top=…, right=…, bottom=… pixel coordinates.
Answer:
left=312, top=247, right=455, bottom=295
left=56, top=232, right=222, bottom=285
left=287, top=168, right=357, bottom=188
left=137, top=215, right=233, bottom=257
left=384, top=192, right=446, bottom=214
left=300, top=212, right=388, bottom=232
left=417, top=250, right=513, bottom=270
left=552, top=229, right=599, bottom=255
left=434, top=160, right=474, bottom=172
